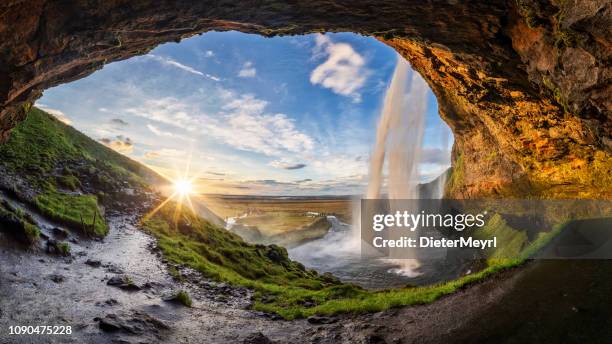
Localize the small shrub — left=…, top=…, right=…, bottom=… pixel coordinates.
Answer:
left=175, top=290, right=193, bottom=307
left=57, top=242, right=71, bottom=256
left=22, top=222, right=40, bottom=244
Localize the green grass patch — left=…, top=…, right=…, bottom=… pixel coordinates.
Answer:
left=35, top=190, right=108, bottom=237
left=475, top=214, right=528, bottom=265
left=175, top=290, right=193, bottom=307
left=57, top=242, right=71, bottom=256
left=445, top=153, right=464, bottom=197
left=144, top=200, right=567, bottom=320
left=0, top=200, right=41, bottom=245
left=0, top=108, right=165, bottom=238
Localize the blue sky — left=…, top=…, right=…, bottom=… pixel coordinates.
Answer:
left=37, top=31, right=452, bottom=195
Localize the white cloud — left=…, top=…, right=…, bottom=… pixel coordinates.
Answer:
left=269, top=158, right=307, bottom=170
left=205, top=50, right=214, bottom=57
left=146, top=54, right=219, bottom=81
left=144, top=148, right=186, bottom=159
left=311, top=153, right=368, bottom=178
left=238, top=61, right=257, bottom=78
left=125, top=97, right=200, bottom=131
left=36, top=104, right=72, bottom=125
left=203, top=93, right=315, bottom=156
left=147, top=124, right=176, bottom=138
left=310, top=34, right=369, bottom=102
left=123, top=90, right=314, bottom=159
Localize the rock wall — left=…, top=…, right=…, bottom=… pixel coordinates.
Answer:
left=0, top=0, right=610, bottom=198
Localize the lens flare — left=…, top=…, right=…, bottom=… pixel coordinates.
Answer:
left=174, top=179, right=193, bottom=196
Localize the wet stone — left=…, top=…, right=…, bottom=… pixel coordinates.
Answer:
left=307, top=315, right=338, bottom=325
left=107, top=275, right=141, bottom=291
left=53, top=227, right=69, bottom=239
left=85, top=259, right=102, bottom=268
left=243, top=332, right=275, bottom=344
left=48, top=274, right=65, bottom=283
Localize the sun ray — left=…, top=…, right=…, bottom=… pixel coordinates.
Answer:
left=142, top=147, right=205, bottom=228
left=142, top=191, right=178, bottom=222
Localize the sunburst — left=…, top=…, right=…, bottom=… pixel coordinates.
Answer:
left=142, top=151, right=203, bottom=224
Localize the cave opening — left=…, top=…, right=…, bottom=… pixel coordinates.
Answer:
left=36, top=31, right=453, bottom=198
left=33, top=30, right=455, bottom=288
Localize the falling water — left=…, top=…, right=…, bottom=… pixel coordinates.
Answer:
left=365, top=56, right=430, bottom=276
left=367, top=57, right=429, bottom=199
left=290, top=57, right=452, bottom=287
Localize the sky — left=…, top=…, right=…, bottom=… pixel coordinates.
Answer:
left=37, top=31, right=452, bottom=196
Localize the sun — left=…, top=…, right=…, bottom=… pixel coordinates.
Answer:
left=174, top=178, right=193, bottom=196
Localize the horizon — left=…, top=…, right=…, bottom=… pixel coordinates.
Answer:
left=36, top=31, right=453, bottom=196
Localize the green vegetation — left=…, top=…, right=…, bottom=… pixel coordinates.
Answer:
left=57, top=174, right=81, bottom=191
left=175, top=290, right=193, bottom=307
left=35, top=190, right=107, bottom=237
left=57, top=242, right=71, bottom=256
left=444, top=153, right=464, bottom=196
left=204, top=195, right=353, bottom=228
left=0, top=200, right=40, bottom=245
left=0, top=107, right=164, bottom=237
left=0, top=107, right=573, bottom=319
left=145, top=200, right=565, bottom=319
left=515, top=0, right=539, bottom=28
left=475, top=214, right=528, bottom=265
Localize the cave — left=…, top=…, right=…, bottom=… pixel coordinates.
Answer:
left=0, top=0, right=610, bottom=200
left=1, top=3, right=612, bottom=343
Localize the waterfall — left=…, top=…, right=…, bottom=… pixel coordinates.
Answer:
left=365, top=56, right=430, bottom=277
left=367, top=57, right=428, bottom=199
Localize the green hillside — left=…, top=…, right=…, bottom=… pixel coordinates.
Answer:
left=0, top=107, right=562, bottom=320
left=0, top=106, right=159, bottom=236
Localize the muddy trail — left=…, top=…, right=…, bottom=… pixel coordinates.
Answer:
left=1, top=191, right=611, bottom=343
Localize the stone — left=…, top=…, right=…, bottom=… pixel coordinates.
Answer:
left=85, top=259, right=102, bottom=268
left=48, top=274, right=65, bottom=283
left=307, top=315, right=338, bottom=325
left=107, top=275, right=141, bottom=291
left=52, top=227, right=69, bottom=239
left=243, top=332, right=275, bottom=344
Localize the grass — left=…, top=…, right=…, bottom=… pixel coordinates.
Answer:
left=0, top=107, right=575, bottom=319
left=0, top=107, right=166, bottom=237
left=57, top=242, right=71, bottom=256
left=202, top=195, right=353, bottom=225
left=0, top=200, right=40, bottom=245
left=35, top=189, right=108, bottom=237
left=175, top=290, right=193, bottom=307
left=475, top=214, right=528, bottom=264
left=144, top=198, right=567, bottom=320
left=445, top=153, right=464, bottom=197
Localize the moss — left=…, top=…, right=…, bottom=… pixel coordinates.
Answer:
left=57, top=242, right=71, bottom=256
left=57, top=174, right=81, bottom=191
left=144, top=197, right=568, bottom=319
left=542, top=77, right=569, bottom=113
left=167, top=265, right=185, bottom=281
left=22, top=222, right=41, bottom=244
left=35, top=190, right=108, bottom=237
left=445, top=153, right=464, bottom=196
left=0, top=200, right=41, bottom=245
left=475, top=214, right=528, bottom=265
left=555, top=29, right=580, bottom=49
left=176, top=290, right=193, bottom=307
left=515, top=0, right=539, bottom=28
